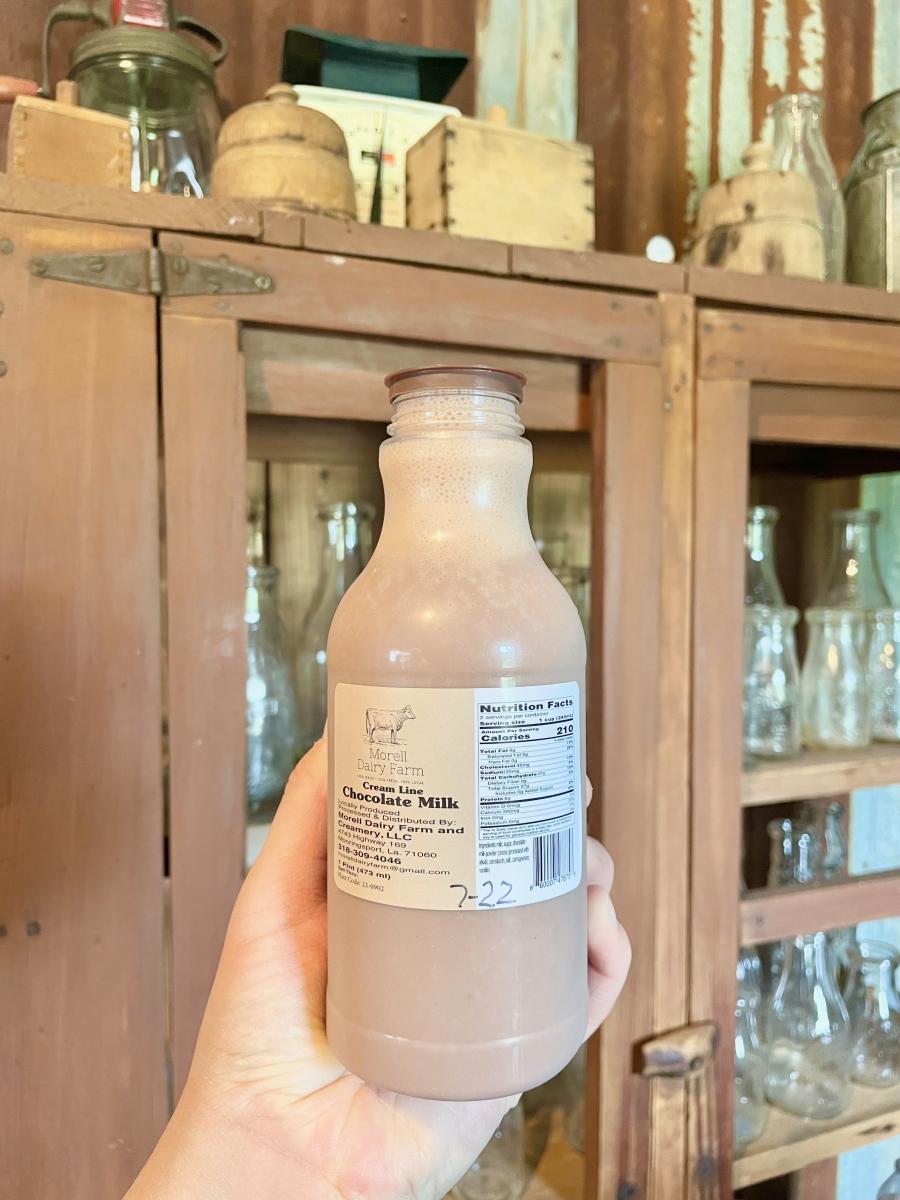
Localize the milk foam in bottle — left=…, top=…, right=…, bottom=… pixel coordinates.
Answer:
left=326, top=365, right=587, bottom=1100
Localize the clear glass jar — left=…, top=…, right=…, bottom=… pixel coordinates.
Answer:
left=745, top=506, right=786, bottom=606
left=844, top=89, right=900, bottom=289
left=452, top=1102, right=530, bottom=1200
left=735, top=949, right=769, bottom=1148
left=815, top=509, right=891, bottom=613
left=844, top=940, right=900, bottom=1088
left=70, top=30, right=222, bottom=195
left=879, top=1160, right=900, bottom=1197
left=770, top=93, right=846, bottom=281
left=245, top=565, right=300, bottom=820
left=295, top=501, right=373, bottom=756
left=743, top=605, right=801, bottom=758
left=801, top=608, right=871, bottom=749
left=765, top=931, right=852, bottom=1119
left=561, top=1043, right=586, bottom=1154
left=869, top=608, right=900, bottom=742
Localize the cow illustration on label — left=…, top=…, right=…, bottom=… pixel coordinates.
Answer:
left=365, top=703, right=416, bottom=744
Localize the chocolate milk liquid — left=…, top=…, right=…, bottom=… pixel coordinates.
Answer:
left=326, top=366, right=587, bottom=1100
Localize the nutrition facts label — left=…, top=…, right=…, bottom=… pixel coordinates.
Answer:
left=331, top=681, right=582, bottom=911
left=475, top=683, right=582, bottom=907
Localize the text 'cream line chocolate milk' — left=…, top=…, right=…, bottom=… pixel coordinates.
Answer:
left=326, top=365, right=587, bottom=1100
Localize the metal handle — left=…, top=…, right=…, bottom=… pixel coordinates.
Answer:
left=40, top=1, right=111, bottom=97
left=174, top=14, right=228, bottom=65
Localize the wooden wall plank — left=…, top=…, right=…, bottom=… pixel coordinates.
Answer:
left=0, top=213, right=166, bottom=1198
left=163, top=237, right=661, bottom=362
left=162, top=314, right=247, bottom=1095
left=691, top=378, right=750, bottom=1198
left=586, top=362, right=667, bottom=1200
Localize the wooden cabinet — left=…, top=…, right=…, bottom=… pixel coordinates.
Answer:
left=2, top=176, right=899, bottom=1200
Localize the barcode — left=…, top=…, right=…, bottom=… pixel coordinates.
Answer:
left=532, top=829, right=574, bottom=887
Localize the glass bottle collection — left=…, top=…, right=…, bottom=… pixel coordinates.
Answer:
left=743, top=506, right=899, bottom=759
left=736, top=801, right=900, bottom=1144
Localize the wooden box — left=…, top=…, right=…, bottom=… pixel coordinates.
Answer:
left=405, top=116, right=595, bottom=251
left=7, top=94, right=132, bottom=190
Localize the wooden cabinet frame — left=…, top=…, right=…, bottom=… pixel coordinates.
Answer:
left=4, top=176, right=900, bottom=1200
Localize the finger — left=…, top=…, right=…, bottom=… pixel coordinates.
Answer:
left=585, top=776, right=593, bottom=808
left=0, top=76, right=39, bottom=103
left=249, top=736, right=328, bottom=896
left=585, top=887, right=631, bottom=1037
left=585, top=837, right=614, bottom=891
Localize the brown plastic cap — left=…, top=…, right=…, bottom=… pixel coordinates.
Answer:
left=385, top=364, right=526, bottom=404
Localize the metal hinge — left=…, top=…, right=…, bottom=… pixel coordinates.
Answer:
left=28, top=247, right=275, bottom=297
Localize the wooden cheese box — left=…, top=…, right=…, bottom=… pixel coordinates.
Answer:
left=7, top=94, right=132, bottom=191
left=405, top=116, right=595, bottom=251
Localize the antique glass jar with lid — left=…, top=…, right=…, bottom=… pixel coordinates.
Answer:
left=41, top=0, right=226, bottom=195
left=845, top=89, right=900, bottom=288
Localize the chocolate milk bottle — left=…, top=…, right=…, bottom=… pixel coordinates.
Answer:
left=326, top=366, right=587, bottom=1100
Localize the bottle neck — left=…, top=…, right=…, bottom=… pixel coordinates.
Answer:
left=820, top=513, right=890, bottom=608
left=745, top=510, right=785, bottom=604
left=377, top=389, right=534, bottom=558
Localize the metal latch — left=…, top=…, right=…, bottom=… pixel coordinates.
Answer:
left=28, top=247, right=275, bottom=297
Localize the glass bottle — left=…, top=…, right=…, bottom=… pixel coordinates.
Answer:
left=745, top=506, right=786, bottom=606
left=797, top=800, right=847, bottom=880
left=562, top=1044, right=586, bottom=1154
left=879, top=1160, right=900, bottom=1197
left=245, top=564, right=300, bottom=820
left=816, top=510, right=892, bottom=613
left=770, top=93, right=846, bottom=282
left=295, top=501, right=373, bottom=755
left=801, top=608, right=871, bottom=749
left=765, top=930, right=853, bottom=1119
left=734, top=948, right=769, bottom=1148
left=844, top=941, right=900, bottom=1088
left=767, top=817, right=820, bottom=888
left=869, top=608, right=900, bottom=742
left=451, top=1101, right=530, bottom=1200
left=743, top=606, right=801, bottom=757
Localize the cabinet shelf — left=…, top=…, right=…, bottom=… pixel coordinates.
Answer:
left=740, top=868, right=900, bottom=943
left=741, top=744, right=900, bottom=806
left=733, top=1080, right=900, bottom=1188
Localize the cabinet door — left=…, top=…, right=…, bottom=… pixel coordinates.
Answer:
left=0, top=214, right=166, bottom=1198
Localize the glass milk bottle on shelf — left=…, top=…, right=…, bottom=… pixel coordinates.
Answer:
left=869, top=608, right=900, bottom=741
left=770, top=92, right=846, bottom=281
left=815, top=510, right=892, bottom=646
left=801, top=608, right=871, bottom=749
left=743, top=606, right=801, bottom=758
left=326, top=366, right=587, bottom=1100
left=844, top=940, right=900, bottom=1088
left=245, top=564, right=300, bottom=820
left=745, top=506, right=786, bottom=606
left=295, top=501, right=373, bottom=756
left=734, top=947, right=768, bottom=1148
left=765, top=930, right=853, bottom=1119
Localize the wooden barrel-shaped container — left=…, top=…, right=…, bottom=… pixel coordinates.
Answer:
left=692, top=142, right=825, bottom=279
left=212, top=83, right=356, bottom=219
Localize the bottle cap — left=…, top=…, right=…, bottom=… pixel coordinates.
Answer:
left=385, top=365, right=526, bottom=404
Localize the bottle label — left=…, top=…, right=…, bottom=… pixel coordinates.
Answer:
left=332, top=682, right=582, bottom=911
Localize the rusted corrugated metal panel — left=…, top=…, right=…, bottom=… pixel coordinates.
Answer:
left=475, top=0, right=577, bottom=138
left=579, top=0, right=888, bottom=255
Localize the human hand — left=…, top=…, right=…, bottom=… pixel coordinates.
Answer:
left=0, top=76, right=39, bottom=103
left=127, top=738, right=630, bottom=1200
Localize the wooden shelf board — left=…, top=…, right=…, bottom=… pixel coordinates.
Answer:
left=689, top=263, right=900, bottom=324
left=733, top=1080, right=900, bottom=1188
left=742, top=745, right=900, bottom=805
left=740, top=868, right=900, bottom=943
